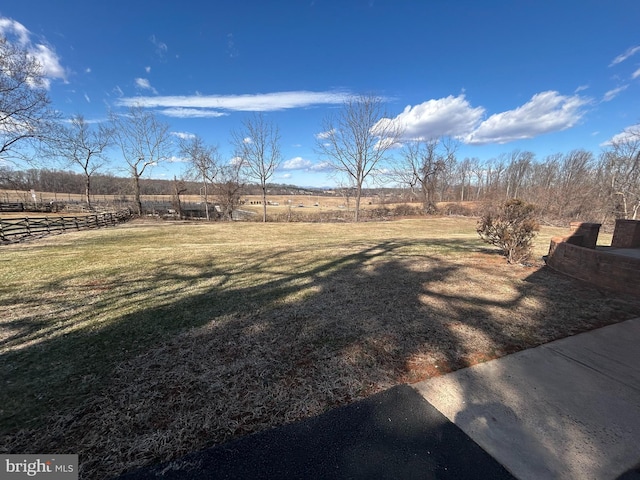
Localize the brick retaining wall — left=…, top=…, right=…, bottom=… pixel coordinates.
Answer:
left=546, top=239, right=640, bottom=295
left=545, top=218, right=640, bottom=296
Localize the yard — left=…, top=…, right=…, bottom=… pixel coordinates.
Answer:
left=1, top=217, right=639, bottom=478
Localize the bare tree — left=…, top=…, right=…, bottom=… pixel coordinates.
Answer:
left=44, top=115, right=113, bottom=209
left=231, top=113, right=281, bottom=222
left=555, top=149, right=596, bottom=219
left=394, top=137, right=455, bottom=213
left=172, top=175, right=188, bottom=219
left=504, top=150, right=534, bottom=199
left=317, top=94, right=403, bottom=222
left=335, top=179, right=356, bottom=213
left=110, top=107, right=172, bottom=215
left=180, top=135, right=219, bottom=220
left=601, top=128, right=640, bottom=219
left=528, top=153, right=561, bottom=217
left=437, top=153, right=458, bottom=202
left=470, top=157, right=486, bottom=200
left=0, top=37, right=58, bottom=163
left=484, top=157, right=506, bottom=200
left=457, top=157, right=473, bottom=202
left=216, top=160, right=245, bottom=221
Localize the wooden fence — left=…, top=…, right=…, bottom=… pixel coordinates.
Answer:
left=0, top=209, right=132, bottom=243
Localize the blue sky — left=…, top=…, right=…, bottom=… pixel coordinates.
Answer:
left=2, top=0, right=640, bottom=187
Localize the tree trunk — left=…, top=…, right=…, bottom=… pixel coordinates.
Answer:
left=203, top=182, right=210, bottom=221
left=85, top=175, right=91, bottom=210
left=261, top=185, right=267, bottom=222
left=133, top=173, right=142, bottom=215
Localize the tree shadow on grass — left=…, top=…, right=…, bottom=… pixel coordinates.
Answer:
left=2, top=237, right=640, bottom=478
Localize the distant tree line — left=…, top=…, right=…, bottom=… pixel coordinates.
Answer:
left=389, top=135, right=640, bottom=224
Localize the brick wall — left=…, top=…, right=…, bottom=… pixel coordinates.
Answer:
left=568, top=222, right=601, bottom=249
left=611, top=219, right=640, bottom=248
left=546, top=238, right=640, bottom=295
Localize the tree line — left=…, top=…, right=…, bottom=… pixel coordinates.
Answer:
left=2, top=35, right=639, bottom=223
left=388, top=140, right=640, bottom=224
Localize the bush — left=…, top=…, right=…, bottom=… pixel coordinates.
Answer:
left=393, top=203, right=425, bottom=217
left=441, top=202, right=476, bottom=217
left=477, top=199, right=540, bottom=264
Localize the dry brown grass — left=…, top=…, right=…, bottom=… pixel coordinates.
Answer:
left=1, top=218, right=637, bottom=478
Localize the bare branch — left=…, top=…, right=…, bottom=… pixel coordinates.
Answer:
left=0, top=37, right=58, bottom=164
left=316, top=94, right=403, bottom=221
left=110, top=106, right=173, bottom=215
left=41, top=115, right=114, bottom=208
left=231, top=113, right=281, bottom=222
left=180, top=135, right=220, bottom=220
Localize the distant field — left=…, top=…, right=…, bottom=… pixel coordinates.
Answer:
left=0, top=188, right=411, bottom=219
left=0, top=188, right=381, bottom=209
left=0, top=218, right=635, bottom=478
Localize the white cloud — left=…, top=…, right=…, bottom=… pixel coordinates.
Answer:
left=84, top=93, right=90, bottom=103
left=116, top=90, right=351, bottom=112
left=145, top=66, right=151, bottom=73
left=601, top=123, right=640, bottom=146
left=171, top=131, right=196, bottom=140
left=135, top=78, right=158, bottom=94
left=464, top=91, right=588, bottom=145
left=0, top=17, right=30, bottom=45
left=32, top=44, right=66, bottom=80
left=282, top=156, right=313, bottom=170
left=609, top=45, right=640, bottom=66
left=310, top=161, right=332, bottom=171
left=575, top=85, right=589, bottom=93
left=167, top=155, right=188, bottom=163
left=603, top=85, right=628, bottom=102
left=0, top=16, right=67, bottom=88
left=159, top=107, right=227, bottom=118
left=315, top=129, right=335, bottom=140
left=633, top=68, right=640, bottom=79
left=379, top=95, right=485, bottom=141
left=85, top=67, right=91, bottom=74
left=149, top=34, right=168, bottom=58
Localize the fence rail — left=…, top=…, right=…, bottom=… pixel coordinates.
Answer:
left=0, top=209, right=132, bottom=243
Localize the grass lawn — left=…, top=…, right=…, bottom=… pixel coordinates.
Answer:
left=1, top=217, right=637, bottom=478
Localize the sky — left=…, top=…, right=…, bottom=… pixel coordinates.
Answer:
left=1, top=0, right=640, bottom=188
